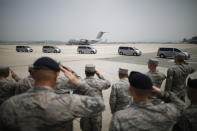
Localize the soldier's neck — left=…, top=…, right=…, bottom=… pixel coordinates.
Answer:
left=35, top=81, right=54, bottom=88
left=133, top=97, right=148, bottom=103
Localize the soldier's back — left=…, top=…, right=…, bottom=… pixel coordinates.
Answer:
left=0, top=78, right=16, bottom=105
left=110, top=102, right=180, bottom=131
left=14, top=76, right=34, bottom=95
left=85, top=76, right=110, bottom=97
left=174, top=105, right=197, bottom=131
left=167, top=64, right=195, bottom=96
left=110, top=78, right=131, bottom=113
left=146, top=70, right=166, bottom=88
left=0, top=86, right=104, bottom=131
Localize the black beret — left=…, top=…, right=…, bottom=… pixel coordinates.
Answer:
left=188, top=78, right=197, bottom=90
left=33, top=57, right=60, bottom=72
left=128, top=71, right=153, bottom=89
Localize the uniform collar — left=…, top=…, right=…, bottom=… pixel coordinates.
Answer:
left=120, top=78, right=128, bottom=81
left=85, top=76, right=95, bottom=79
left=149, top=70, right=158, bottom=73
left=34, top=85, right=54, bottom=92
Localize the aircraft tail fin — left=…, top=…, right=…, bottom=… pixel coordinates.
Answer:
left=96, top=31, right=106, bottom=39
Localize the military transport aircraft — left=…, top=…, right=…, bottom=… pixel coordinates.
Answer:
left=68, top=31, right=107, bottom=45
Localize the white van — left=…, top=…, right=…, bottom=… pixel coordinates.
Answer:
left=157, top=47, right=190, bottom=59
left=118, top=46, right=142, bottom=56
left=77, top=46, right=97, bottom=54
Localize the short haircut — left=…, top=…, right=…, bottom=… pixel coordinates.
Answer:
left=85, top=71, right=95, bottom=77
left=32, top=69, right=57, bottom=82
left=133, top=87, right=152, bottom=98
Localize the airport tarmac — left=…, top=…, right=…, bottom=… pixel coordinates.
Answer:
left=0, top=43, right=197, bottom=131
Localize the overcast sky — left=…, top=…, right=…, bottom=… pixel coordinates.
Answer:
left=0, top=0, right=197, bottom=42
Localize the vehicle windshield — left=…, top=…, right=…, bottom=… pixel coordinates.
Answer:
left=132, top=47, right=138, bottom=50
left=174, top=48, right=183, bottom=53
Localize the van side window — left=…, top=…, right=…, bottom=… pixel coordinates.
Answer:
left=174, top=48, right=181, bottom=52
left=129, top=47, right=133, bottom=50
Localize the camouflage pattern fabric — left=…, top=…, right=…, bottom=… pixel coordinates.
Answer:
left=80, top=75, right=111, bottom=131
left=146, top=70, right=166, bottom=88
left=0, top=80, right=105, bottom=131
left=109, top=92, right=186, bottom=131
left=173, top=104, right=197, bottom=131
left=165, top=63, right=195, bottom=100
left=109, top=78, right=132, bottom=114
left=0, top=76, right=21, bottom=105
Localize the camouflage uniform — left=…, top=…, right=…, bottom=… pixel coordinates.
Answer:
left=146, top=70, right=166, bottom=104
left=109, top=92, right=186, bottom=131
left=165, top=63, right=195, bottom=100
left=14, top=75, right=34, bottom=95
left=80, top=74, right=111, bottom=131
left=0, top=79, right=105, bottom=131
left=146, top=70, right=166, bottom=88
left=109, top=78, right=132, bottom=114
left=173, top=105, right=197, bottom=131
left=0, top=76, right=20, bottom=105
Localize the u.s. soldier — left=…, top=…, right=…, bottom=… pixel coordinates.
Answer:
left=109, top=71, right=186, bottom=131
left=165, top=53, right=195, bottom=101
left=14, top=65, right=34, bottom=95
left=146, top=59, right=166, bottom=88
left=146, top=59, right=166, bottom=104
left=80, top=64, right=111, bottom=131
left=0, top=57, right=105, bottom=131
left=109, top=68, right=132, bottom=114
left=173, top=78, right=197, bottom=131
left=0, top=66, right=20, bottom=105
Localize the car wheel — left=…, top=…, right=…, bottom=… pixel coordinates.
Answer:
left=119, top=52, right=123, bottom=55
left=133, top=53, right=137, bottom=56
left=91, top=51, right=94, bottom=54
left=160, top=54, right=165, bottom=58
left=54, top=50, right=57, bottom=53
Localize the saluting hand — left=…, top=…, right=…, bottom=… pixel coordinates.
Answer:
left=11, top=71, right=17, bottom=79
left=60, top=66, right=77, bottom=84
left=95, top=70, right=100, bottom=76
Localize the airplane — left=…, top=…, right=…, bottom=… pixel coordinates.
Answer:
left=67, top=31, right=107, bottom=45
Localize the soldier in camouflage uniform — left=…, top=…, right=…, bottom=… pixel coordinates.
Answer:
left=173, top=78, right=197, bottom=131
left=0, top=66, right=20, bottom=105
left=109, top=71, right=186, bottom=131
left=15, top=65, right=34, bottom=95
left=0, top=57, right=105, bottom=131
left=146, top=59, right=166, bottom=104
left=165, top=53, right=195, bottom=101
left=80, top=64, right=111, bottom=131
left=109, top=68, right=132, bottom=114
left=146, top=59, right=166, bottom=88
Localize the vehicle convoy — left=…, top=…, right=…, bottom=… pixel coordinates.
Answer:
left=42, top=46, right=61, bottom=53
left=118, top=46, right=142, bottom=56
left=157, top=47, right=190, bottom=59
left=16, top=46, right=33, bottom=52
left=77, top=46, right=97, bottom=54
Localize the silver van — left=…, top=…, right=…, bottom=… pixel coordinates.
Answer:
left=77, top=46, right=97, bottom=54
left=42, top=46, right=61, bottom=53
left=16, top=46, right=33, bottom=52
left=118, top=46, right=142, bottom=56
left=157, top=47, right=190, bottom=59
